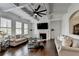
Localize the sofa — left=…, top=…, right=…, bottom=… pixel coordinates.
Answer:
left=55, top=35, right=79, bottom=56
left=0, top=42, right=1, bottom=52
left=10, top=35, right=28, bottom=47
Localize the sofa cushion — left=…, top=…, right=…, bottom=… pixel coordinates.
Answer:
left=72, top=39, right=78, bottom=48
left=10, top=38, right=16, bottom=41
left=62, top=36, right=73, bottom=47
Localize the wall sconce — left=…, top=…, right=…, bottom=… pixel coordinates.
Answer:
left=51, top=29, right=54, bottom=31
left=30, top=29, right=32, bottom=31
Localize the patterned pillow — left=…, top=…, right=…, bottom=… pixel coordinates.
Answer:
left=62, top=36, right=73, bottom=47
left=72, top=39, right=78, bottom=48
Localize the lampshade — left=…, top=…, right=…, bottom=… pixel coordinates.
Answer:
left=0, top=31, right=5, bottom=35
left=0, top=31, right=6, bottom=38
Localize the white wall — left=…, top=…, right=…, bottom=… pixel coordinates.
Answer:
left=61, top=13, right=69, bottom=35
left=50, top=20, right=62, bottom=39
left=31, top=22, right=39, bottom=38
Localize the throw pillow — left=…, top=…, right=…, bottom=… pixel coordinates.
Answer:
left=62, top=36, right=73, bottom=47
left=72, top=39, right=78, bottom=48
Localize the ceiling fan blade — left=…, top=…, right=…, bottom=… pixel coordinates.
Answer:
left=28, top=4, right=34, bottom=12
left=35, top=5, right=41, bottom=11
left=14, top=3, right=20, bottom=6
left=37, top=13, right=42, bottom=17
left=38, top=12, right=46, bottom=15
left=38, top=9, right=47, bottom=13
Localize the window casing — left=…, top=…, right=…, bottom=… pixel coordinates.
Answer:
left=0, top=17, right=11, bottom=35
left=16, top=21, right=22, bottom=35
left=24, top=23, right=28, bottom=34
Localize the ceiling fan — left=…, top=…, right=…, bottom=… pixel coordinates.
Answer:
left=30, top=4, right=47, bottom=19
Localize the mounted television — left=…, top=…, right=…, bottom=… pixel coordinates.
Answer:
left=37, top=23, right=48, bottom=29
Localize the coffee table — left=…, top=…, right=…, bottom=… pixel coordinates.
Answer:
left=28, top=39, right=46, bottom=49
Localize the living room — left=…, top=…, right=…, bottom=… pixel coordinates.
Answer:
left=0, top=3, right=79, bottom=56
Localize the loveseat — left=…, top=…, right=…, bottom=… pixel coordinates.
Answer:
left=55, top=35, right=79, bottom=56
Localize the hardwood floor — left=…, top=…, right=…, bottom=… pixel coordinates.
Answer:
left=0, top=39, right=58, bottom=56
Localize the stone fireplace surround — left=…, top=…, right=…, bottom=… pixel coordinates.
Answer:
left=32, top=21, right=50, bottom=40
left=38, top=29, right=50, bottom=40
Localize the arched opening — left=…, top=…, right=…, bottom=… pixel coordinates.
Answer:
left=69, top=10, right=79, bottom=35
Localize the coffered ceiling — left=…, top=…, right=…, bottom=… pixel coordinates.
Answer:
left=0, top=3, right=71, bottom=22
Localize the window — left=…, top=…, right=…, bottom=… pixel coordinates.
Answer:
left=24, top=23, right=28, bottom=34
left=0, top=17, right=11, bottom=35
left=16, top=21, right=22, bottom=35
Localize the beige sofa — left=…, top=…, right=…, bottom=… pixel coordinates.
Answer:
left=55, top=35, right=79, bottom=56
left=10, top=35, right=28, bottom=47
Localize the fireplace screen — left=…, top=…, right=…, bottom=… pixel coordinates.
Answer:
left=73, top=24, right=79, bottom=35
left=40, top=33, right=46, bottom=39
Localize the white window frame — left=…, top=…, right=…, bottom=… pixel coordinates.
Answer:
left=0, top=17, right=12, bottom=35
left=16, top=21, right=22, bottom=35
left=24, top=23, right=28, bottom=34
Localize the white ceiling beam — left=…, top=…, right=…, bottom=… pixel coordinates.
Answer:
left=3, top=4, right=33, bottom=12
left=3, top=5, right=25, bottom=12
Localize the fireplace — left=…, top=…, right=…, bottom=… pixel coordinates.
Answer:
left=40, top=33, right=46, bottom=39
